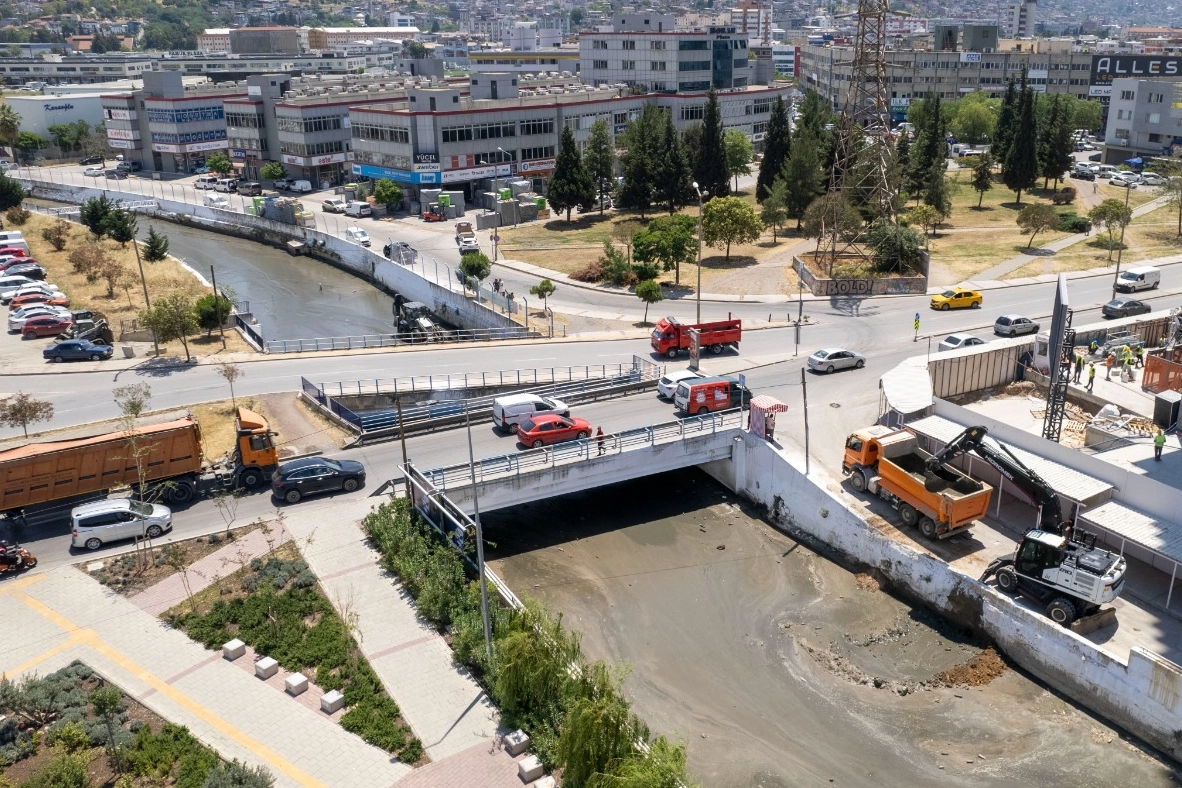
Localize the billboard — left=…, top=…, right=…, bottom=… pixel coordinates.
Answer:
left=1090, top=55, right=1182, bottom=96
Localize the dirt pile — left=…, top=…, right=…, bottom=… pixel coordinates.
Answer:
left=855, top=570, right=886, bottom=592
left=939, top=646, right=1008, bottom=687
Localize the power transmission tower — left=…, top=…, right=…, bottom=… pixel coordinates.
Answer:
left=820, top=0, right=899, bottom=266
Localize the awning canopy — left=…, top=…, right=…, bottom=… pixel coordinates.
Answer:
left=750, top=395, right=789, bottom=413
left=1125, top=157, right=1144, bottom=166
left=880, top=356, right=933, bottom=416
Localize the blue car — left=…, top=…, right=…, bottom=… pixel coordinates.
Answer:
left=43, top=340, right=113, bottom=363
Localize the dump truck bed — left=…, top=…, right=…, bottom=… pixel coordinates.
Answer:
left=875, top=433, right=993, bottom=528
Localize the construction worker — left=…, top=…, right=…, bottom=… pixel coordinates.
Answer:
left=1087, top=362, right=1096, bottom=392
left=1089, top=339, right=1100, bottom=355
left=1135, top=344, right=1144, bottom=368
left=1073, top=352, right=1084, bottom=384
left=1105, top=352, right=1115, bottom=380
left=1155, top=429, right=1167, bottom=461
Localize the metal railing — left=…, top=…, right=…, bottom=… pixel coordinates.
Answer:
left=263, top=326, right=537, bottom=354
left=419, top=408, right=744, bottom=491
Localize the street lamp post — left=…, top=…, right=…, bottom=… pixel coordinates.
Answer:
left=693, top=181, right=703, bottom=323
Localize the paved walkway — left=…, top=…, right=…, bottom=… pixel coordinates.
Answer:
left=128, top=525, right=290, bottom=615
left=281, top=497, right=511, bottom=767
left=0, top=567, right=410, bottom=788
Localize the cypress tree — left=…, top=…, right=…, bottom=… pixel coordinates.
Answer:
left=695, top=86, right=730, bottom=197
left=548, top=125, right=595, bottom=221
left=656, top=110, right=692, bottom=214
left=1003, top=77, right=1040, bottom=204
left=1043, top=94, right=1075, bottom=190
left=756, top=96, right=791, bottom=202
left=618, top=106, right=662, bottom=217
left=993, top=77, right=1019, bottom=166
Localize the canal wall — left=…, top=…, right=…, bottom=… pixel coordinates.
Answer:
left=701, top=433, right=1182, bottom=763
left=18, top=179, right=520, bottom=334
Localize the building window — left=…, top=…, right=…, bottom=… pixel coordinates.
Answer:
left=753, top=121, right=768, bottom=134
left=651, top=61, right=667, bottom=71
left=1149, top=133, right=1163, bottom=143
left=225, top=112, right=262, bottom=128
left=1150, top=92, right=1165, bottom=103
left=1149, top=113, right=1161, bottom=124
left=622, top=60, right=636, bottom=70
left=279, top=139, right=344, bottom=156
left=678, top=40, right=709, bottom=51
left=752, top=98, right=772, bottom=114
left=678, top=60, right=710, bottom=71
left=520, top=145, right=555, bottom=160
left=441, top=121, right=517, bottom=143
left=1120, top=90, right=1135, bottom=100
left=276, top=114, right=343, bottom=134
left=621, top=40, right=636, bottom=50
left=651, top=40, right=666, bottom=50
left=592, top=40, right=608, bottom=49
left=352, top=123, right=410, bottom=143
left=680, top=105, right=704, bottom=120
left=520, top=118, right=555, bottom=135
left=1117, top=109, right=1131, bottom=120
left=593, top=60, right=608, bottom=69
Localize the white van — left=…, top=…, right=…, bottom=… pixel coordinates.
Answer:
left=1096, top=165, right=1119, bottom=179
left=194, top=174, right=219, bottom=190
left=0, top=239, right=30, bottom=256
left=345, top=201, right=372, bottom=217
left=1115, top=265, right=1161, bottom=293
left=0, top=230, right=25, bottom=245
left=214, top=178, right=238, bottom=193
left=290, top=180, right=313, bottom=193
left=492, top=393, right=571, bottom=433
left=71, top=499, right=173, bottom=550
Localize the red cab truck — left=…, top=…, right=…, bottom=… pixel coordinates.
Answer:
left=650, top=317, right=741, bottom=359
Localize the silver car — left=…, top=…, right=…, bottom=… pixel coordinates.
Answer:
left=938, top=333, right=987, bottom=352
left=994, top=314, right=1041, bottom=337
left=807, top=348, right=866, bottom=373
left=657, top=369, right=704, bottom=399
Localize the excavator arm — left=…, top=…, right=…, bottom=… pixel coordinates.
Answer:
left=925, top=426, right=1066, bottom=535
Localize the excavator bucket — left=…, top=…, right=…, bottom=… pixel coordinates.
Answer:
left=1070, top=607, right=1117, bottom=635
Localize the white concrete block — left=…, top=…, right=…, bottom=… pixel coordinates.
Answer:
left=285, top=672, right=308, bottom=696
left=321, top=689, right=345, bottom=713
left=505, top=729, right=530, bottom=756
left=518, top=754, right=544, bottom=782
left=531, top=777, right=557, bottom=788
left=222, top=639, right=246, bottom=661
left=255, top=656, right=278, bottom=679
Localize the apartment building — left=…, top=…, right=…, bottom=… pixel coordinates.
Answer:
left=578, top=15, right=750, bottom=93
left=305, top=27, right=419, bottom=48
left=0, top=55, right=154, bottom=85
left=1009, top=0, right=1037, bottom=38
left=1103, top=77, right=1182, bottom=161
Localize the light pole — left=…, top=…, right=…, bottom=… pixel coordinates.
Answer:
left=1112, top=182, right=1133, bottom=298
left=693, top=181, right=703, bottom=323
left=464, top=406, right=493, bottom=661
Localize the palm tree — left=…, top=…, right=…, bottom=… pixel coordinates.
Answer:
left=0, top=104, right=20, bottom=151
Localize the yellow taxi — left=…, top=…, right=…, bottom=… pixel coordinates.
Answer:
left=930, top=288, right=983, bottom=311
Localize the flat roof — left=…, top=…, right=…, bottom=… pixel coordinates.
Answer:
left=1079, top=500, right=1182, bottom=564
left=906, top=414, right=1114, bottom=504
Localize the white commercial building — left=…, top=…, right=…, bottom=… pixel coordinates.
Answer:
left=6, top=93, right=106, bottom=137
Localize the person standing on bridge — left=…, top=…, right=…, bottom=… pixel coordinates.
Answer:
left=596, top=427, right=605, bottom=456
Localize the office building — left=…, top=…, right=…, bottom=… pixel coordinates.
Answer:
left=228, top=27, right=302, bottom=55
left=1009, top=0, right=1037, bottom=38
left=771, top=44, right=798, bottom=77
left=1103, top=77, right=1182, bottom=161
left=0, top=56, right=154, bottom=85
left=4, top=92, right=106, bottom=137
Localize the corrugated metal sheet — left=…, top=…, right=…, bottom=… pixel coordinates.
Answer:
left=927, top=338, right=1031, bottom=399
left=1080, top=501, right=1182, bottom=564
left=906, top=414, right=1113, bottom=503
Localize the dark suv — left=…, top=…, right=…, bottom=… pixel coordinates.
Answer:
left=271, top=456, right=366, bottom=503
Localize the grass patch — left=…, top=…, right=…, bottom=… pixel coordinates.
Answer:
left=928, top=227, right=1070, bottom=281
left=186, top=396, right=264, bottom=462
left=169, top=551, right=423, bottom=763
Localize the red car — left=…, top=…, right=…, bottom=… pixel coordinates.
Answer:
left=9, top=292, right=69, bottom=308
left=20, top=314, right=71, bottom=339
left=0, top=247, right=27, bottom=258
left=517, top=415, right=592, bottom=448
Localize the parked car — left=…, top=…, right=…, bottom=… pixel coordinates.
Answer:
left=271, top=456, right=366, bottom=504
left=1102, top=297, right=1153, bottom=319
left=104, top=169, right=127, bottom=180
left=2, top=283, right=63, bottom=303
left=83, top=166, right=104, bottom=177
left=289, top=180, right=313, bottom=193
left=0, top=247, right=28, bottom=258
left=1072, top=169, right=1096, bottom=182
left=116, top=161, right=142, bottom=172
left=807, top=348, right=866, bottom=373
left=194, top=175, right=219, bottom=190
left=43, top=339, right=112, bottom=362
left=657, top=369, right=705, bottom=399
left=4, top=263, right=45, bottom=280
left=78, top=156, right=103, bottom=166
left=8, top=305, right=70, bottom=332
left=1109, top=172, right=1140, bottom=188
left=345, top=226, right=371, bottom=247
left=930, top=288, right=982, bottom=310
left=1140, top=172, right=1167, bottom=186
left=345, top=201, right=372, bottom=218
left=238, top=181, right=263, bottom=196
left=384, top=241, right=412, bottom=260
left=323, top=197, right=347, bottom=213
left=1088, top=152, right=1103, bottom=162
left=0, top=274, right=36, bottom=292
left=204, top=194, right=230, bottom=210
left=938, top=333, right=987, bottom=352
left=9, top=292, right=69, bottom=309
left=71, top=498, right=172, bottom=550
left=214, top=178, right=238, bottom=193
left=517, top=415, right=593, bottom=448
left=273, top=177, right=293, bottom=191
left=20, top=314, right=71, bottom=339
left=994, top=314, right=1040, bottom=337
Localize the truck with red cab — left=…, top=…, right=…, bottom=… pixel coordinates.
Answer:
left=650, top=316, right=741, bottom=359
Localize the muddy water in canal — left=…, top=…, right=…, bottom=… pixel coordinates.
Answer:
left=482, top=469, right=1175, bottom=788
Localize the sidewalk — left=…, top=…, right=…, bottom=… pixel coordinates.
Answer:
left=0, top=567, right=410, bottom=788
left=280, top=498, right=510, bottom=765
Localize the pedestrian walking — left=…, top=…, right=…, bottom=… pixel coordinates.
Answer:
left=1073, top=352, right=1084, bottom=384
left=1135, top=344, right=1144, bottom=368
left=596, top=426, right=605, bottom=455
left=1105, top=352, right=1115, bottom=380
left=1087, top=362, right=1096, bottom=392
left=1093, top=182, right=1098, bottom=194
left=1155, top=429, right=1167, bottom=461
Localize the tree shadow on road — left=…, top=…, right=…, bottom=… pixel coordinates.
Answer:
left=128, top=356, right=199, bottom=378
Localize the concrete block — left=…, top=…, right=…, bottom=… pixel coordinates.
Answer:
left=222, top=639, right=246, bottom=661
left=518, top=755, right=544, bottom=782
left=285, top=672, right=308, bottom=696
left=531, top=777, right=557, bottom=788
left=255, top=656, right=278, bottom=679
left=321, top=689, right=345, bottom=713
left=505, top=729, right=530, bottom=756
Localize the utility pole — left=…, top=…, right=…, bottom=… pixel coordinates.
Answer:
left=693, top=181, right=703, bottom=323
left=801, top=367, right=810, bottom=476
left=464, top=405, right=493, bottom=661
left=210, top=265, right=226, bottom=349
left=396, top=396, right=410, bottom=499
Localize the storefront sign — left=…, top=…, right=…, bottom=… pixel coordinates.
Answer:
left=414, top=152, right=439, bottom=164
left=186, top=139, right=229, bottom=153
left=231, top=148, right=248, bottom=158
left=352, top=162, right=438, bottom=185
left=441, top=163, right=513, bottom=183
left=109, top=139, right=134, bottom=149
left=104, top=108, right=134, bottom=121
left=152, top=143, right=180, bottom=153
left=106, top=128, right=138, bottom=141
left=412, top=162, right=441, bottom=173
left=1090, top=54, right=1182, bottom=96
left=518, top=158, right=555, bottom=175
left=281, top=152, right=351, bottom=166
left=959, top=52, right=982, bottom=63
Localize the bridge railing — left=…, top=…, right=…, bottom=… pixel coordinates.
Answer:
left=418, top=408, right=745, bottom=491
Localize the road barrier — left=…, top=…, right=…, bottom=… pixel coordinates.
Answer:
left=265, top=325, right=536, bottom=354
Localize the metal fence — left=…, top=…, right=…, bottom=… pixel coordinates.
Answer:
left=264, top=325, right=535, bottom=354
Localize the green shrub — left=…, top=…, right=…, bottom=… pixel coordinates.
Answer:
left=1058, top=212, right=1089, bottom=233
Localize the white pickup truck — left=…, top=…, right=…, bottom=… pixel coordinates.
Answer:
left=455, top=221, right=479, bottom=253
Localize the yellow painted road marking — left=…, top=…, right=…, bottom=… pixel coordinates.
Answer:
left=0, top=572, right=45, bottom=596
left=3, top=631, right=88, bottom=677
left=14, top=590, right=330, bottom=788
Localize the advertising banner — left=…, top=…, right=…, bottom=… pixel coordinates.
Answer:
left=1090, top=54, right=1182, bottom=96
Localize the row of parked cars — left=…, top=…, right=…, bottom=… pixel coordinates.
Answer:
left=1072, top=161, right=1166, bottom=187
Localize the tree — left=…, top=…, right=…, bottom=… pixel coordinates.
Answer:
left=143, top=226, right=170, bottom=261
left=194, top=293, right=233, bottom=335
left=41, top=220, right=71, bottom=251
left=459, top=251, right=491, bottom=292
left=584, top=119, right=616, bottom=216
left=655, top=111, right=691, bottom=215
left=371, top=178, right=402, bottom=212
left=949, top=100, right=996, bottom=146
left=206, top=153, right=232, bottom=175
left=701, top=196, right=762, bottom=261
left=0, top=392, right=54, bottom=437
left=695, top=87, right=729, bottom=197
left=140, top=293, right=199, bottom=362
left=1164, top=175, right=1182, bottom=237
left=907, top=204, right=942, bottom=240
left=47, top=122, right=80, bottom=152
left=1003, top=77, right=1039, bottom=203
left=0, top=103, right=19, bottom=149
left=259, top=161, right=287, bottom=182
left=403, top=40, right=428, bottom=59
left=216, top=362, right=243, bottom=407
left=16, top=131, right=48, bottom=162
left=80, top=194, right=115, bottom=238
left=529, top=278, right=556, bottom=311
left=102, top=208, right=137, bottom=247
left=760, top=177, right=790, bottom=242
left=96, top=258, right=127, bottom=299
left=557, top=666, right=647, bottom=788
left=971, top=152, right=994, bottom=208
left=756, top=96, right=791, bottom=202
left=548, top=125, right=595, bottom=222
left=923, top=159, right=951, bottom=218
left=781, top=135, right=824, bottom=229
left=597, top=240, right=635, bottom=287
left=88, top=685, right=122, bottom=754
left=1073, top=100, right=1102, bottom=134
left=635, top=279, right=664, bottom=324
left=993, top=77, right=1018, bottom=166
left=611, top=219, right=644, bottom=264
left=909, top=95, right=945, bottom=197
left=1016, top=203, right=1059, bottom=249
left=586, top=737, right=694, bottom=788
left=864, top=220, right=926, bottom=274
left=1039, top=94, right=1074, bottom=189
left=1089, top=198, right=1133, bottom=260
left=632, top=214, right=697, bottom=285
left=0, top=172, right=24, bottom=211
left=618, top=105, right=663, bottom=216
left=723, top=129, right=753, bottom=192
left=794, top=89, right=832, bottom=142
left=680, top=123, right=702, bottom=182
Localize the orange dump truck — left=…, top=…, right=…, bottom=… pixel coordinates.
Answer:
left=0, top=408, right=278, bottom=516
left=841, top=425, right=993, bottom=540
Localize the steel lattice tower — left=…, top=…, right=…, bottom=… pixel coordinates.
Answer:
left=821, top=0, right=898, bottom=265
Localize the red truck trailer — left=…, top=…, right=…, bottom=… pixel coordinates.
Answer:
left=650, top=317, right=741, bottom=359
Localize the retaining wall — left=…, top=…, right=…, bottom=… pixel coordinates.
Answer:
left=20, top=179, right=519, bottom=334
left=793, top=254, right=928, bottom=296
left=700, top=432, right=1182, bottom=762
